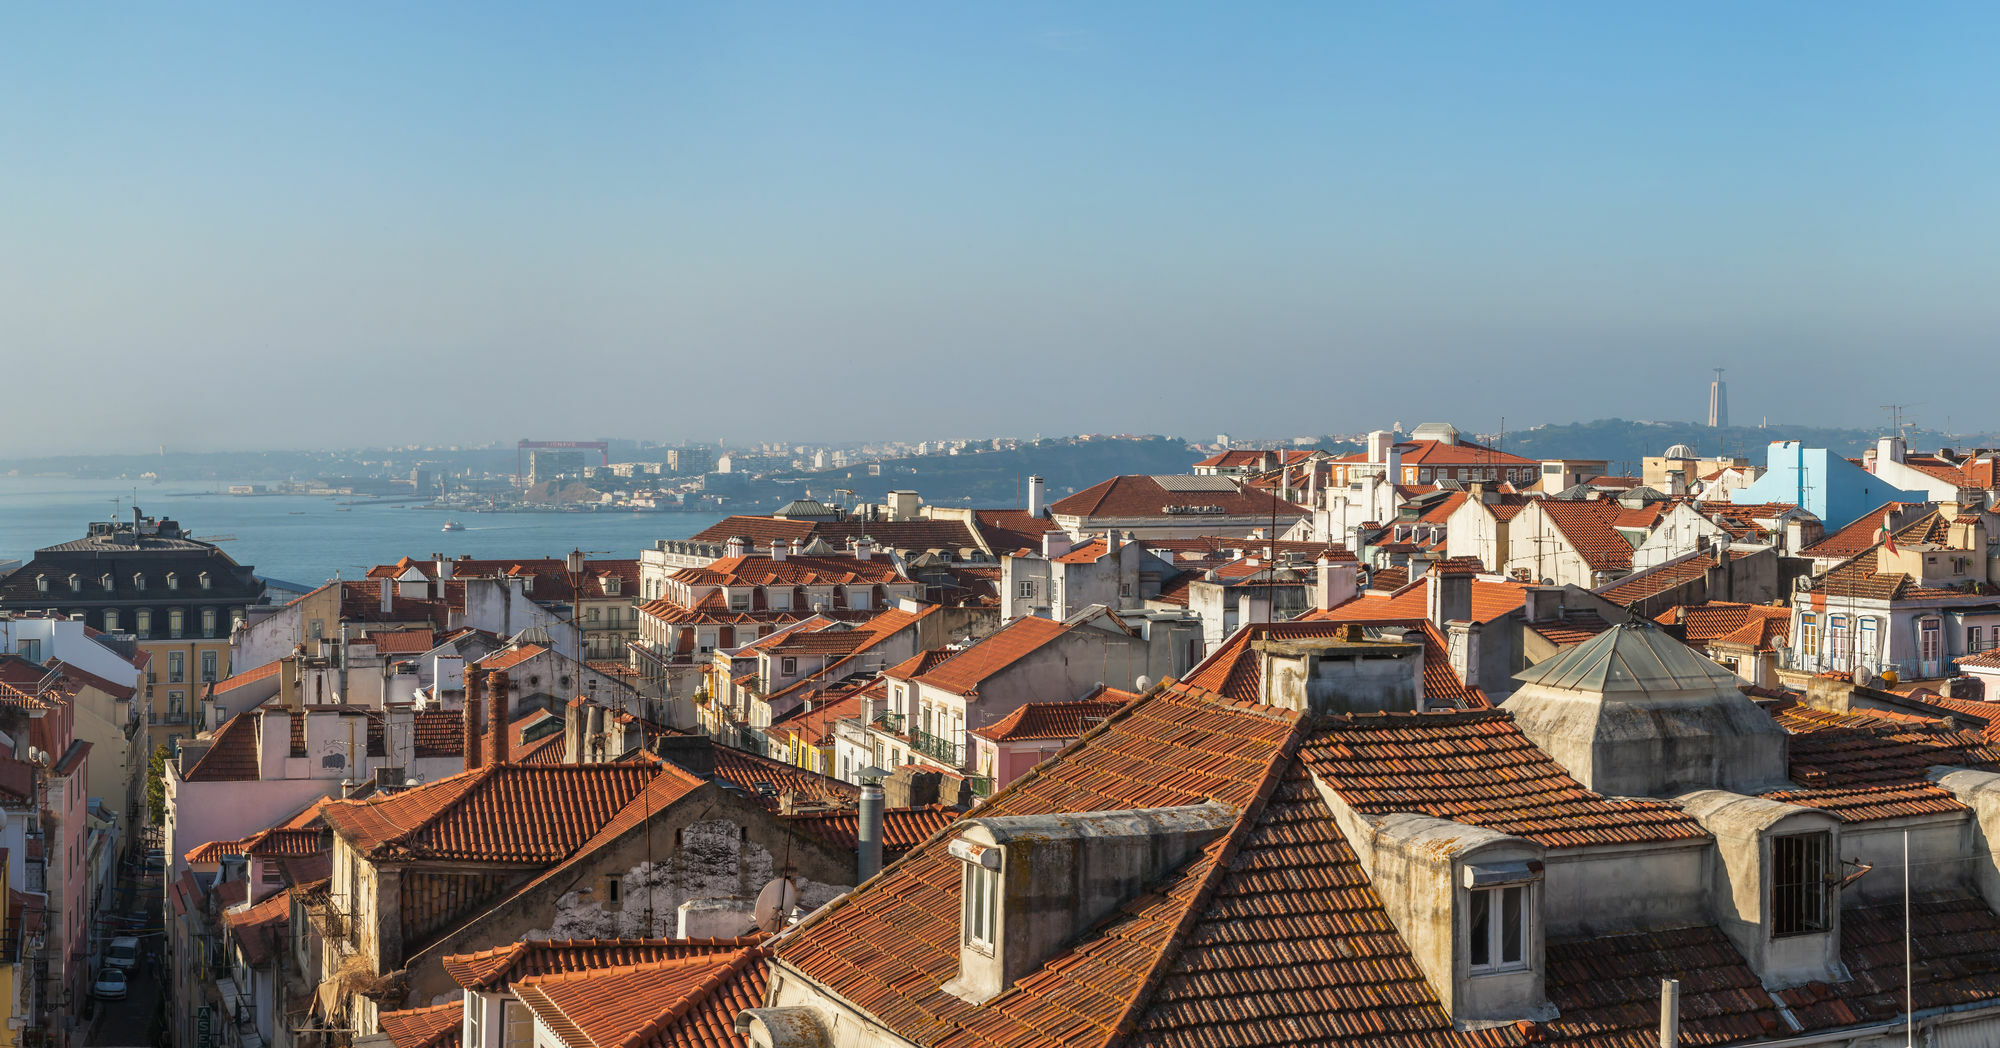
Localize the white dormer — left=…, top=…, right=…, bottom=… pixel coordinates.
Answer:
left=67, top=574, right=81, bottom=593
left=133, top=572, right=146, bottom=591
left=166, top=571, right=179, bottom=591
left=100, top=574, right=114, bottom=592
left=199, top=571, right=213, bottom=590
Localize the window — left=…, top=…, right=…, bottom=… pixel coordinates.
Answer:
left=260, top=863, right=282, bottom=885
left=166, top=572, right=179, bottom=591
left=962, top=860, right=998, bottom=951
left=199, top=572, right=211, bottom=590
left=168, top=608, right=184, bottom=638
left=201, top=608, right=216, bottom=637
left=1771, top=832, right=1830, bottom=937
left=1467, top=885, right=1528, bottom=972
left=605, top=877, right=621, bottom=904
left=466, top=996, right=483, bottom=1048
left=1922, top=619, right=1942, bottom=663
left=1827, top=615, right=1848, bottom=664
left=201, top=652, right=218, bottom=682
left=103, top=610, right=119, bottom=633
left=168, top=690, right=185, bottom=714
left=1970, top=626, right=1985, bottom=655
left=502, top=999, right=533, bottom=1048
left=781, top=657, right=798, bottom=676
left=309, top=618, right=324, bottom=640
left=168, top=652, right=186, bottom=683
left=1799, top=613, right=1818, bottom=657
left=1017, top=581, right=1035, bottom=599
left=1858, top=618, right=1878, bottom=660
left=17, top=640, right=39, bottom=664
left=68, top=574, right=81, bottom=593
left=133, top=573, right=146, bottom=591
left=34, top=575, right=47, bottom=593
left=101, top=574, right=113, bottom=591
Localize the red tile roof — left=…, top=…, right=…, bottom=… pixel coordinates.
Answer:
left=909, top=616, right=1072, bottom=697
left=1659, top=602, right=1793, bottom=652
left=1527, top=611, right=1614, bottom=647
left=1302, top=710, right=1708, bottom=848
left=884, top=649, right=956, bottom=681
left=185, top=837, right=249, bottom=865
left=1534, top=500, right=1637, bottom=571
left=1800, top=502, right=1921, bottom=559
left=1759, top=782, right=1966, bottom=822
left=709, top=747, right=859, bottom=809
left=1545, top=924, right=1795, bottom=1046
left=1774, top=894, right=2000, bottom=1028
left=1333, top=438, right=1538, bottom=468
left=369, top=630, right=438, bottom=655
left=1216, top=616, right=1488, bottom=709
left=225, top=888, right=292, bottom=968
left=1771, top=702, right=2000, bottom=786
left=692, top=517, right=984, bottom=558
left=780, top=805, right=960, bottom=860
left=968, top=694, right=1135, bottom=742
left=512, top=947, right=766, bottom=1048
left=1047, top=475, right=1305, bottom=521
left=322, top=763, right=697, bottom=863
left=970, top=510, right=1060, bottom=554
left=670, top=555, right=912, bottom=588
left=480, top=644, right=548, bottom=671
left=212, top=659, right=282, bottom=695
left=443, top=937, right=764, bottom=992
left=183, top=704, right=273, bottom=782
left=1596, top=555, right=1715, bottom=607
left=41, top=659, right=136, bottom=701
left=517, top=732, right=566, bottom=765
left=379, top=1002, right=464, bottom=1048
left=1323, top=576, right=1527, bottom=625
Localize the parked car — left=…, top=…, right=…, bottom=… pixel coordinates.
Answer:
left=92, top=968, right=128, bottom=1000
left=105, top=936, right=140, bottom=971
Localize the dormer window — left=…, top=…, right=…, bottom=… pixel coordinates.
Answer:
left=199, top=571, right=212, bottom=590
left=1771, top=832, right=1830, bottom=937
left=133, top=573, right=146, bottom=591
left=68, top=574, right=82, bottom=593
left=1468, top=884, right=1529, bottom=973
left=166, top=572, right=179, bottom=590
left=101, top=574, right=114, bottom=591
left=959, top=845, right=999, bottom=953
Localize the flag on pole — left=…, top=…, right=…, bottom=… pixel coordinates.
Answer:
left=1882, top=513, right=1899, bottom=556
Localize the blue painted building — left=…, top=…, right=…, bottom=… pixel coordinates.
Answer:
left=1731, top=441, right=1928, bottom=532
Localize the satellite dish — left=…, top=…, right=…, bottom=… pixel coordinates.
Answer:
left=754, top=876, right=800, bottom=933
left=1795, top=576, right=1816, bottom=593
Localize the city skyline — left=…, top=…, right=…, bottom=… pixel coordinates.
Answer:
left=6, top=3, right=1998, bottom=453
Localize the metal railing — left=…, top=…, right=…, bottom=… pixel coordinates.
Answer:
left=872, top=712, right=906, bottom=735
left=914, top=730, right=963, bottom=767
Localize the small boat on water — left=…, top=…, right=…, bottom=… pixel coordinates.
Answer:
left=441, top=520, right=465, bottom=532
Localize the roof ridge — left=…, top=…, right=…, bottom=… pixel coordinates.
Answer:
left=1105, top=708, right=1308, bottom=1045
left=618, top=946, right=762, bottom=1048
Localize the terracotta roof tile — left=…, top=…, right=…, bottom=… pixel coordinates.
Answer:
left=968, top=694, right=1135, bottom=742
left=225, top=888, right=291, bottom=968
left=709, top=747, right=858, bottom=809
left=911, top=617, right=1072, bottom=697
left=1302, top=710, right=1709, bottom=848
left=513, top=947, right=766, bottom=1048
left=1528, top=611, right=1614, bottom=647
left=1773, top=894, right=2000, bottom=1028
left=379, top=1002, right=464, bottom=1048
left=1772, top=702, right=2000, bottom=786
left=781, top=805, right=960, bottom=860
left=1323, top=576, right=1527, bottom=625
left=1216, top=617, right=1488, bottom=709
left=322, top=763, right=696, bottom=863
left=369, top=630, right=438, bottom=655
left=443, top=937, right=764, bottom=992
left=1535, top=501, right=1637, bottom=571
left=1597, top=555, right=1715, bottom=607
left=1047, top=475, right=1305, bottom=521
left=1800, top=502, right=1921, bottom=559
left=1544, top=924, right=1791, bottom=1047
left=1759, top=782, right=1967, bottom=822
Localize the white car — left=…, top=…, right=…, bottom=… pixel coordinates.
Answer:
left=92, top=968, right=128, bottom=1000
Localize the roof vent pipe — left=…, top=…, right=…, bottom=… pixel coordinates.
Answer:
left=1659, top=978, right=1679, bottom=1048
left=489, top=670, right=512, bottom=766
left=857, top=781, right=885, bottom=882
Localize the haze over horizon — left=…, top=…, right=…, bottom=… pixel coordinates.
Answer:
left=6, top=3, right=1997, bottom=454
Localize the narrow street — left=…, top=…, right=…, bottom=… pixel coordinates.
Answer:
left=85, top=863, right=163, bottom=1048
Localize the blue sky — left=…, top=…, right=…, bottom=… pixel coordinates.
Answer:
left=3, top=3, right=1996, bottom=451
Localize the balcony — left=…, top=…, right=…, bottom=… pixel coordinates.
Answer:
left=872, top=712, right=906, bottom=736
left=913, top=730, right=963, bottom=768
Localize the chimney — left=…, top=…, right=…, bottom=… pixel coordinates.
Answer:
left=789, top=537, right=805, bottom=557
left=1041, top=531, right=1072, bottom=559
left=1406, top=553, right=1433, bottom=582
left=854, top=536, right=873, bottom=561
left=858, top=780, right=885, bottom=882
left=1659, top=979, right=1680, bottom=1048
left=1385, top=442, right=1404, bottom=486
left=489, top=670, right=511, bottom=766
left=725, top=535, right=747, bottom=558
left=770, top=540, right=787, bottom=562
left=1104, top=530, right=1121, bottom=557
left=434, top=554, right=453, bottom=598
left=1026, top=475, right=1046, bottom=517
left=379, top=577, right=394, bottom=616
left=464, top=669, right=486, bottom=772
left=1876, top=435, right=1906, bottom=467
left=1522, top=586, right=1561, bottom=625
left=1427, top=562, right=1474, bottom=631
left=1315, top=557, right=1359, bottom=611
left=386, top=702, right=414, bottom=770
left=1367, top=430, right=1393, bottom=465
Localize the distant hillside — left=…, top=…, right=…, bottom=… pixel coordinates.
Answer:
left=758, top=437, right=1199, bottom=508
left=1496, top=419, right=1967, bottom=473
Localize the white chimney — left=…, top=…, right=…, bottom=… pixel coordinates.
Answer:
left=725, top=535, right=747, bottom=558
left=1368, top=430, right=1394, bottom=465
left=379, top=577, right=393, bottom=615
left=854, top=536, right=873, bottom=561
left=1041, top=531, right=1072, bottom=559
left=1026, top=475, right=1046, bottom=518
left=771, top=540, right=787, bottom=562
left=1876, top=435, right=1906, bottom=467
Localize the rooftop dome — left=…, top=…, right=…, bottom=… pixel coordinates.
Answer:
left=1502, top=618, right=1786, bottom=797
left=1664, top=444, right=1697, bottom=460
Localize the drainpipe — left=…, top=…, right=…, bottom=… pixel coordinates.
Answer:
left=857, top=780, right=885, bottom=882
left=490, top=670, right=512, bottom=766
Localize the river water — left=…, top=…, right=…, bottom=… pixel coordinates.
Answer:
left=0, top=478, right=728, bottom=586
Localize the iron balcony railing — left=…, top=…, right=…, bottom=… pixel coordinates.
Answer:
left=872, top=712, right=906, bottom=735
left=914, top=730, right=963, bottom=767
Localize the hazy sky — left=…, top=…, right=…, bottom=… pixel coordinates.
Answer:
left=4, top=3, right=1997, bottom=453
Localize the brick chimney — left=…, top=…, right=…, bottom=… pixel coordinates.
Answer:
left=464, top=669, right=486, bottom=772
left=489, top=670, right=512, bottom=766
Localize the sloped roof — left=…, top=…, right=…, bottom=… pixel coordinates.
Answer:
left=1048, top=475, right=1305, bottom=520
left=1596, top=554, right=1715, bottom=607
left=1513, top=619, right=1743, bottom=693
left=379, top=1003, right=464, bottom=1048
left=322, top=764, right=694, bottom=863
left=443, top=937, right=764, bottom=992
left=781, top=805, right=960, bottom=860
left=910, top=616, right=1072, bottom=697
left=1771, top=702, right=2000, bottom=786
left=1208, top=617, right=1488, bottom=709
left=513, top=948, right=766, bottom=1048
left=969, top=692, right=1136, bottom=742
left=1534, top=500, right=1637, bottom=571
left=1323, top=575, right=1528, bottom=625
left=225, top=888, right=292, bottom=967
left=1302, top=711, right=1707, bottom=848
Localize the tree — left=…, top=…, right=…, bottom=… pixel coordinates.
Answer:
left=145, top=744, right=169, bottom=825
